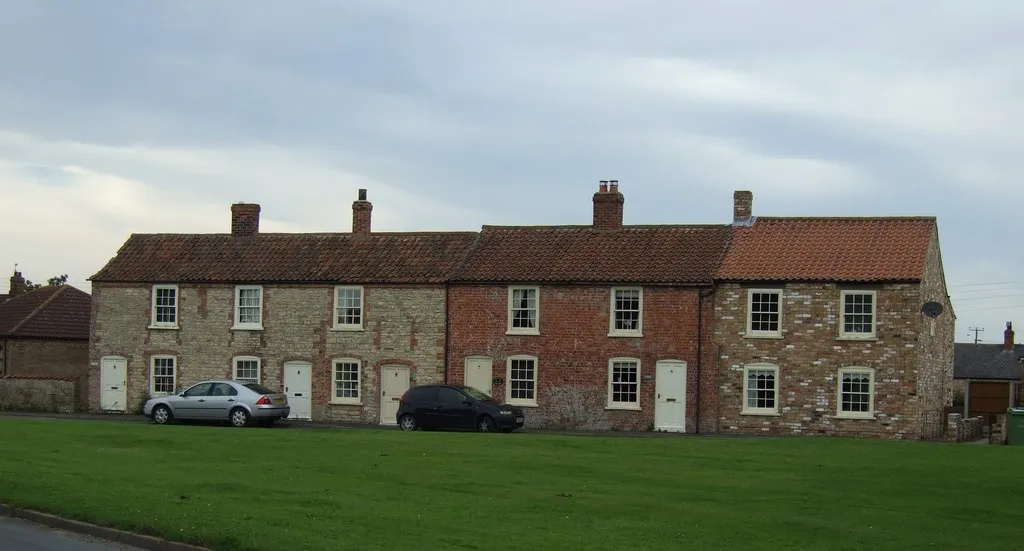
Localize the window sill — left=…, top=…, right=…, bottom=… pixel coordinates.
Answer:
left=744, top=333, right=783, bottom=340
left=741, top=410, right=781, bottom=417
left=507, top=402, right=538, bottom=408
left=329, top=400, right=363, bottom=406
left=147, top=325, right=179, bottom=330
left=231, top=325, right=263, bottom=331
left=835, top=413, right=875, bottom=420
left=608, top=332, right=643, bottom=338
left=605, top=405, right=641, bottom=411
left=506, top=330, right=540, bottom=336
left=836, top=336, right=878, bottom=342
left=330, top=326, right=364, bottom=332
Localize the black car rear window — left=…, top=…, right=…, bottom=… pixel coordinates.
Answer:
left=243, top=383, right=277, bottom=395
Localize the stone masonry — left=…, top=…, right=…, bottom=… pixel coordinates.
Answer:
left=714, top=232, right=954, bottom=439
left=3, top=339, right=89, bottom=408
left=447, top=284, right=717, bottom=433
left=88, top=283, right=447, bottom=422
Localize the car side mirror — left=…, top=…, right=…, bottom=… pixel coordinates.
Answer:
left=178, top=392, right=186, bottom=398
left=463, top=400, right=473, bottom=406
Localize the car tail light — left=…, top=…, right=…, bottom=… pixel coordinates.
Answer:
left=256, top=395, right=271, bottom=405
left=399, top=390, right=410, bottom=403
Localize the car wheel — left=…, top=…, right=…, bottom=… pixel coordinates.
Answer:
left=477, top=415, right=496, bottom=433
left=152, top=405, right=172, bottom=425
left=398, top=414, right=417, bottom=431
left=229, top=407, right=251, bottom=428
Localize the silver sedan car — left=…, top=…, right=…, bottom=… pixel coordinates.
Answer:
left=142, top=380, right=290, bottom=427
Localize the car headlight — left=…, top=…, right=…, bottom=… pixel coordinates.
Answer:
left=498, top=410, right=514, bottom=415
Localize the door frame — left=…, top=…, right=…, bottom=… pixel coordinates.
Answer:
left=283, top=360, right=313, bottom=420
left=99, top=355, right=128, bottom=412
left=379, top=364, right=411, bottom=425
left=654, top=359, right=687, bottom=433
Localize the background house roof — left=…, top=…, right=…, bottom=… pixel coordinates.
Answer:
left=954, top=343, right=1024, bottom=381
left=450, top=225, right=731, bottom=284
left=89, top=233, right=480, bottom=284
left=0, top=285, right=91, bottom=340
left=716, top=217, right=936, bottom=282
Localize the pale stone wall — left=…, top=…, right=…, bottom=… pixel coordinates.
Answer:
left=89, top=283, right=446, bottom=423
left=0, top=377, right=76, bottom=413
left=714, top=281, right=934, bottom=438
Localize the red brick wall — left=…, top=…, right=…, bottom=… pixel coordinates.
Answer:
left=446, top=284, right=716, bottom=432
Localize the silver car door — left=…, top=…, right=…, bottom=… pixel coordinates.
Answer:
left=174, top=382, right=214, bottom=419
left=203, top=383, right=238, bottom=420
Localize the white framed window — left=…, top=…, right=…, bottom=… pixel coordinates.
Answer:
left=609, top=287, right=643, bottom=336
left=742, top=364, right=779, bottom=415
left=746, top=289, right=782, bottom=338
left=150, top=285, right=179, bottom=328
left=331, top=358, right=361, bottom=404
left=839, top=290, right=877, bottom=339
left=506, top=355, right=537, bottom=406
left=836, top=367, right=875, bottom=419
left=150, top=355, right=177, bottom=395
left=334, top=286, right=364, bottom=330
left=507, top=286, right=539, bottom=335
left=607, top=358, right=640, bottom=410
left=233, top=285, right=263, bottom=330
left=232, top=356, right=261, bottom=384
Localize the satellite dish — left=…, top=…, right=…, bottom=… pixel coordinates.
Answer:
left=921, top=302, right=943, bottom=318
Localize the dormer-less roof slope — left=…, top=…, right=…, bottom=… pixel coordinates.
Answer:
left=89, top=232, right=481, bottom=284
left=716, top=217, right=937, bottom=282
left=0, top=285, right=91, bottom=340
left=954, top=343, right=1024, bottom=381
left=450, top=224, right=732, bottom=285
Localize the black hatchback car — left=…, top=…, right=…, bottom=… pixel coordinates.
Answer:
left=396, top=384, right=525, bottom=432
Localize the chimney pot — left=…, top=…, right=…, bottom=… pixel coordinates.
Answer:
left=230, top=203, right=261, bottom=237
left=599, top=181, right=608, bottom=193
left=733, top=190, right=753, bottom=224
left=1006, top=321, right=1015, bottom=351
left=609, top=181, right=618, bottom=193
left=593, top=181, right=624, bottom=230
left=353, top=190, right=373, bottom=235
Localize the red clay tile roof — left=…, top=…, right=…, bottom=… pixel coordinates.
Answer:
left=716, top=217, right=936, bottom=282
left=0, top=285, right=91, bottom=340
left=89, top=233, right=481, bottom=284
left=450, top=225, right=731, bottom=284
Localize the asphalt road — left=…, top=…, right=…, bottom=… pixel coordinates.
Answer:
left=0, top=517, right=144, bottom=551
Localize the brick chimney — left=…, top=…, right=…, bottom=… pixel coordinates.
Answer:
left=733, top=190, right=753, bottom=225
left=231, top=203, right=261, bottom=237
left=8, top=270, right=26, bottom=296
left=352, top=189, right=372, bottom=236
left=592, top=180, right=624, bottom=230
left=1005, top=321, right=1015, bottom=351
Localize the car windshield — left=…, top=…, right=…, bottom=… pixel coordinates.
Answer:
left=243, top=383, right=277, bottom=395
left=461, top=386, right=494, bottom=402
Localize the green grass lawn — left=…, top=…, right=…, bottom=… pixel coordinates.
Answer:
left=0, top=419, right=1020, bottom=551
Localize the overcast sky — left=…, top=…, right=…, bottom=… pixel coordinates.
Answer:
left=1, top=1, right=1022, bottom=344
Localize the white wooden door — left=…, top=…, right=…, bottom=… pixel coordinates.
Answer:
left=654, top=360, right=687, bottom=432
left=283, top=361, right=312, bottom=420
left=464, top=357, right=493, bottom=396
left=380, top=365, right=410, bottom=425
left=100, top=357, right=128, bottom=412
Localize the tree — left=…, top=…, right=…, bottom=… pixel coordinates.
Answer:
left=23, top=274, right=68, bottom=291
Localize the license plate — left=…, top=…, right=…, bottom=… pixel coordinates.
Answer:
left=274, top=397, right=285, bottom=404
left=516, top=417, right=524, bottom=423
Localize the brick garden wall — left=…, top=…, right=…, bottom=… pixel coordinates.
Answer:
left=88, top=283, right=447, bottom=422
left=714, top=281, right=932, bottom=439
left=4, top=339, right=89, bottom=408
left=447, top=284, right=717, bottom=432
